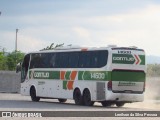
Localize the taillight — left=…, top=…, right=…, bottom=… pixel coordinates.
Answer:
left=143, top=81, right=146, bottom=92
left=108, top=81, right=112, bottom=91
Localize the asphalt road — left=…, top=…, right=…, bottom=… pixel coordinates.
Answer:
left=0, top=93, right=160, bottom=120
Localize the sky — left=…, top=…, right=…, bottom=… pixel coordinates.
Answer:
left=0, top=0, right=160, bottom=56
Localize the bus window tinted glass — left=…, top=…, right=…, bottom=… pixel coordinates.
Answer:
left=30, top=54, right=41, bottom=69
left=68, top=52, right=79, bottom=68
left=49, top=53, right=56, bottom=68
left=55, top=52, right=69, bottom=68
left=78, top=50, right=108, bottom=68
left=29, top=50, right=108, bottom=69
left=78, top=52, right=90, bottom=68
left=98, top=50, right=108, bottom=67
left=30, top=53, right=55, bottom=68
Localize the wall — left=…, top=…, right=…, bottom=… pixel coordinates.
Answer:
left=0, top=71, right=21, bottom=93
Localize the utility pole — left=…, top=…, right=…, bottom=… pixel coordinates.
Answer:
left=15, top=29, right=18, bottom=65
left=15, top=29, right=18, bottom=52
left=2, top=48, right=5, bottom=55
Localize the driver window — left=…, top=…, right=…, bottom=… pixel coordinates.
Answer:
left=21, top=54, right=30, bottom=82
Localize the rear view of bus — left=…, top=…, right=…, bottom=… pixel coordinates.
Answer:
left=106, top=47, right=146, bottom=107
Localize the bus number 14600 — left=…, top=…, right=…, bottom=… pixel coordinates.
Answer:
left=90, top=73, right=105, bottom=80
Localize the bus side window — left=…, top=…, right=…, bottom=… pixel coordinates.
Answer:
left=98, top=50, right=108, bottom=67
left=90, top=51, right=98, bottom=68
left=30, top=53, right=43, bottom=68
left=68, top=52, right=79, bottom=68
left=50, top=53, right=56, bottom=68
left=78, top=51, right=90, bottom=68
left=78, top=50, right=108, bottom=68
left=55, top=52, right=69, bottom=68
left=21, top=54, right=30, bottom=82
left=41, top=53, right=49, bottom=68
left=33, top=54, right=42, bottom=68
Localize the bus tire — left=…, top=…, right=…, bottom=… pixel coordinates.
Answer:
left=116, top=102, right=125, bottom=107
left=73, top=88, right=84, bottom=105
left=83, top=89, right=94, bottom=106
left=101, top=101, right=112, bottom=107
left=30, top=86, right=40, bottom=102
left=58, top=99, right=67, bottom=103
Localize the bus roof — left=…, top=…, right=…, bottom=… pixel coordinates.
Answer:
left=27, top=45, right=144, bottom=54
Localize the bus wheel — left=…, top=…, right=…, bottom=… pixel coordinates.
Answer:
left=30, top=87, right=40, bottom=102
left=58, top=99, right=67, bottom=103
left=116, top=102, right=125, bottom=107
left=101, top=101, right=112, bottom=107
left=83, top=89, right=94, bottom=106
left=73, top=88, right=84, bottom=105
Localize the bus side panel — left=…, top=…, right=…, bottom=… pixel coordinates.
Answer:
left=21, top=79, right=37, bottom=96
left=36, top=80, right=74, bottom=99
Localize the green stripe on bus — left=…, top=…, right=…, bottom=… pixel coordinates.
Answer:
left=78, top=71, right=84, bottom=80
left=29, top=70, right=60, bottom=79
left=50, top=71, right=60, bottom=79
left=29, top=70, right=145, bottom=82
left=112, top=71, right=145, bottom=82
left=78, top=71, right=111, bottom=81
left=63, top=81, right=67, bottom=89
left=139, top=55, right=145, bottom=65
left=65, top=71, right=71, bottom=80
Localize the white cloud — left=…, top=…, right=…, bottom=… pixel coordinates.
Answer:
left=0, top=31, right=50, bottom=53
left=1, top=4, right=160, bottom=56
left=18, top=35, right=50, bottom=52
left=84, top=4, right=160, bottom=55
left=73, top=27, right=90, bottom=38
left=0, top=32, right=16, bottom=52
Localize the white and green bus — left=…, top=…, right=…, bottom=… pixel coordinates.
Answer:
left=18, top=46, right=146, bottom=107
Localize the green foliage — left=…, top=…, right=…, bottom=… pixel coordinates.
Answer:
left=147, top=64, right=160, bottom=77
left=0, top=50, right=25, bottom=71
left=0, top=52, right=7, bottom=70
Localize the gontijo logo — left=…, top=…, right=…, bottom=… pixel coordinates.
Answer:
left=29, top=71, right=50, bottom=79
left=112, top=54, right=145, bottom=65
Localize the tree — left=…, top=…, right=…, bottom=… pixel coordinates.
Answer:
left=0, top=48, right=8, bottom=70
left=6, top=51, right=25, bottom=70
left=0, top=49, right=25, bottom=71
left=7, top=53, right=15, bottom=70
left=0, top=52, right=5, bottom=69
